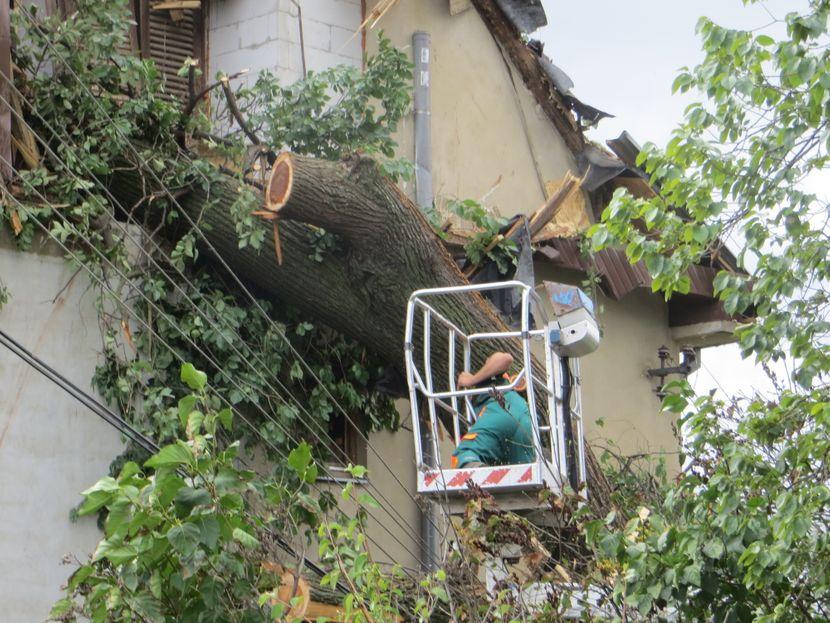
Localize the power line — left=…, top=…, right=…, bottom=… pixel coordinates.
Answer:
left=0, top=77, right=435, bottom=557
left=2, top=182, right=426, bottom=570
left=0, top=326, right=338, bottom=584
left=14, top=5, right=451, bottom=546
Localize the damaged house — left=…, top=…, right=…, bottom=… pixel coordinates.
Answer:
left=0, top=0, right=745, bottom=619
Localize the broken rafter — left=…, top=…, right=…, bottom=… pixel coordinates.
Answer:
left=463, top=171, right=583, bottom=279
left=150, top=1, right=201, bottom=10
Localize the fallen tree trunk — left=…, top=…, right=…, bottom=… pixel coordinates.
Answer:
left=109, top=152, right=611, bottom=514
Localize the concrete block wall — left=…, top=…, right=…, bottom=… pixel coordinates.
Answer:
left=209, top=0, right=363, bottom=87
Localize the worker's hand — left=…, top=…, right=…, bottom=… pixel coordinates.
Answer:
left=457, top=371, right=476, bottom=388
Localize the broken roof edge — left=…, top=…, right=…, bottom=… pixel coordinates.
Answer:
left=494, top=0, right=547, bottom=33
left=469, top=0, right=585, bottom=154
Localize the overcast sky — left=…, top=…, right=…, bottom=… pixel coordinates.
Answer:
left=536, top=1, right=805, bottom=398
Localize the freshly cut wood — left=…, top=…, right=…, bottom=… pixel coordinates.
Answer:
left=528, top=172, right=581, bottom=238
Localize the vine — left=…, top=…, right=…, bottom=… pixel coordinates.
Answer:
left=4, top=0, right=411, bottom=468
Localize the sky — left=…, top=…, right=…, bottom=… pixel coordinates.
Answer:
left=536, top=0, right=805, bottom=398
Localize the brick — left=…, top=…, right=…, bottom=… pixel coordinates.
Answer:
left=239, top=13, right=272, bottom=49
left=279, top=12, right=332, bottom=52
left=300, top=0, right=362, bottom=31
left=329, top=25, right=361, bottom=62
left=209, top=0, right=276, bottom=29
left=212, top=42, right=280, bottom=78
left=209, top=23, right=240, bottom=57
left=304, top=46, right=360, bottom=73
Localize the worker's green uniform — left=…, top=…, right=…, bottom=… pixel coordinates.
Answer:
left=452, top=390, right=535, bottom=468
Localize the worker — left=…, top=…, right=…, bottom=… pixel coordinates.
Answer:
left=451, top=351, right=535, bottom=468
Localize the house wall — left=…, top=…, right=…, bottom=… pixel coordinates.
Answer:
left=0, top=232, right=124, bottom=622
left=365, top=0, right=578, bottom=219
left=209, top=0, right=363, bottom=86
left=534, top=266, right=682, bottom=471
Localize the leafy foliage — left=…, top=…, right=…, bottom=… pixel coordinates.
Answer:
left=51, top=366, right=428, bottom=623
left=583, top=1, right=830, bottom=620
left=5, top=0, right=402, bottom=470
left=234, top=34, right=411, bottom=161
left=445, top=198, right=518, bottom=275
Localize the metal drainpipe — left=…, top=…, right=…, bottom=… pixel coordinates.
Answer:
left=412, top=31, right=438, bottom=571
left=413, top=31, right=433, bottom=211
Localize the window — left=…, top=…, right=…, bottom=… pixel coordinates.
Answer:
left=52, top=1, right=207, bottom=103
left=136, top=0, right=207, bottom=102
left=326, top=412, right=367, bottom=477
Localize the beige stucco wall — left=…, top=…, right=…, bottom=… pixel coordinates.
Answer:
left=366, top=0, right=578, bottom=218
left=349, top=0, right=685, bottom=567
left=534, top=264, right=682, bottom=473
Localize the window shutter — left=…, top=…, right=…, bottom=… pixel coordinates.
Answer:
left=138, top=0, right=206, bottom=103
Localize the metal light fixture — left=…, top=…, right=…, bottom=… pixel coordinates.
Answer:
left=646, top=345, right=699, bottom=398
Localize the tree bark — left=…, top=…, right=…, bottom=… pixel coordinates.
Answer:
left=109, top=152, right=611, bottom=514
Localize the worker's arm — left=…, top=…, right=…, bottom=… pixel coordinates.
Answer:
left=457, top=352, right=514, bottom=388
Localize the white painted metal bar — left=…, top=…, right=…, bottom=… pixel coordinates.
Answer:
left=404, top=298, right=425, bottom=467
left=411, top=299, right=469, bottom=337
left=448, top=329, right=460, bottom=445
left=422, top=309, right=442, bottom=467
left=410, top=365, right=527, bottom=400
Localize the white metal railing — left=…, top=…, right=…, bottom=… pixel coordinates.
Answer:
left=404, top=281, right=586, bottom=495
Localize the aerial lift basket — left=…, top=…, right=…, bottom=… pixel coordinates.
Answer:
left=404, top=281, right=595, bottom=512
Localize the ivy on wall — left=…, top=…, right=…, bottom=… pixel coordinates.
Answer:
left=3, top=0, right=413, bottom=467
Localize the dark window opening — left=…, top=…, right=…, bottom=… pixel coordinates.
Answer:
left=327, top=412, right=367, bottom=472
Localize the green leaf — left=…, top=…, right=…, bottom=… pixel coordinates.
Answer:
left=185, top=410, right=204, bottom=439
left=288, top=442, right=312, bottom=475
left=50, top=597, right=74, bottom=618
left=703, top=539, right=724, bottom=559
left=180, top=363, right=207, bottom=391
left=144, top=441, right=194, bottom=470
left=93, top=538, right=138, bottom=565
left=167, top=522, right=201, bottom=557
left=178, top=395, right=197, bottom=427
left=128, top=591, right=164, bottom=623
left=217, top=407, right=233, bottom=430
left=195, top=516, right=220, bottom=550
left=174, top=486, right=211, bottom=513
left=68, top=564, right=94, bottom=590
left=232, top=527, right=259, bottom=549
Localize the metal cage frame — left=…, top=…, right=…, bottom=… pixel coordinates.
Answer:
left=404, top=281, right=587, bottom=504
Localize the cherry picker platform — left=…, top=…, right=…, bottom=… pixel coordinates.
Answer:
left=404, top=280, right=599, bottom=513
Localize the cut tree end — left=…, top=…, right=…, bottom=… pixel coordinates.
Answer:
left=266, top=152, right=294, bottom=212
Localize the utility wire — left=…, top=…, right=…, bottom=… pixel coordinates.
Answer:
left=0, top=326, right=338, bottom=584
left=0, top=78, right=435, bottom=557
left=15, top=6, right=454, bottom=546
left=1, top=181, right=426, bottom=570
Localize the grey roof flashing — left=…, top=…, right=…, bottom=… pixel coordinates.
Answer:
left=494, top=0, right=547, bottom=33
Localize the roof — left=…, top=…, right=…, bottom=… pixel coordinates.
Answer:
left=494, top=0, right=547, bottom=32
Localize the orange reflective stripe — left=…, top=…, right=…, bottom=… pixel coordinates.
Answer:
left=462, top=433, right=477, bottom=441
left=450, top=455, right=458, bottom=468
left=476, top=405, right=487, bottom=419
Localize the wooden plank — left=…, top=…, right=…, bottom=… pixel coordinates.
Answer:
left=449, top=0, right=473, bottom=15
left=150, top=0, right=201, bottom=9
left=304, top=601, right=344, bottom=621
left=0, top=0, right=11, bottom=181
left=138, top=0, right=151, bottom=59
